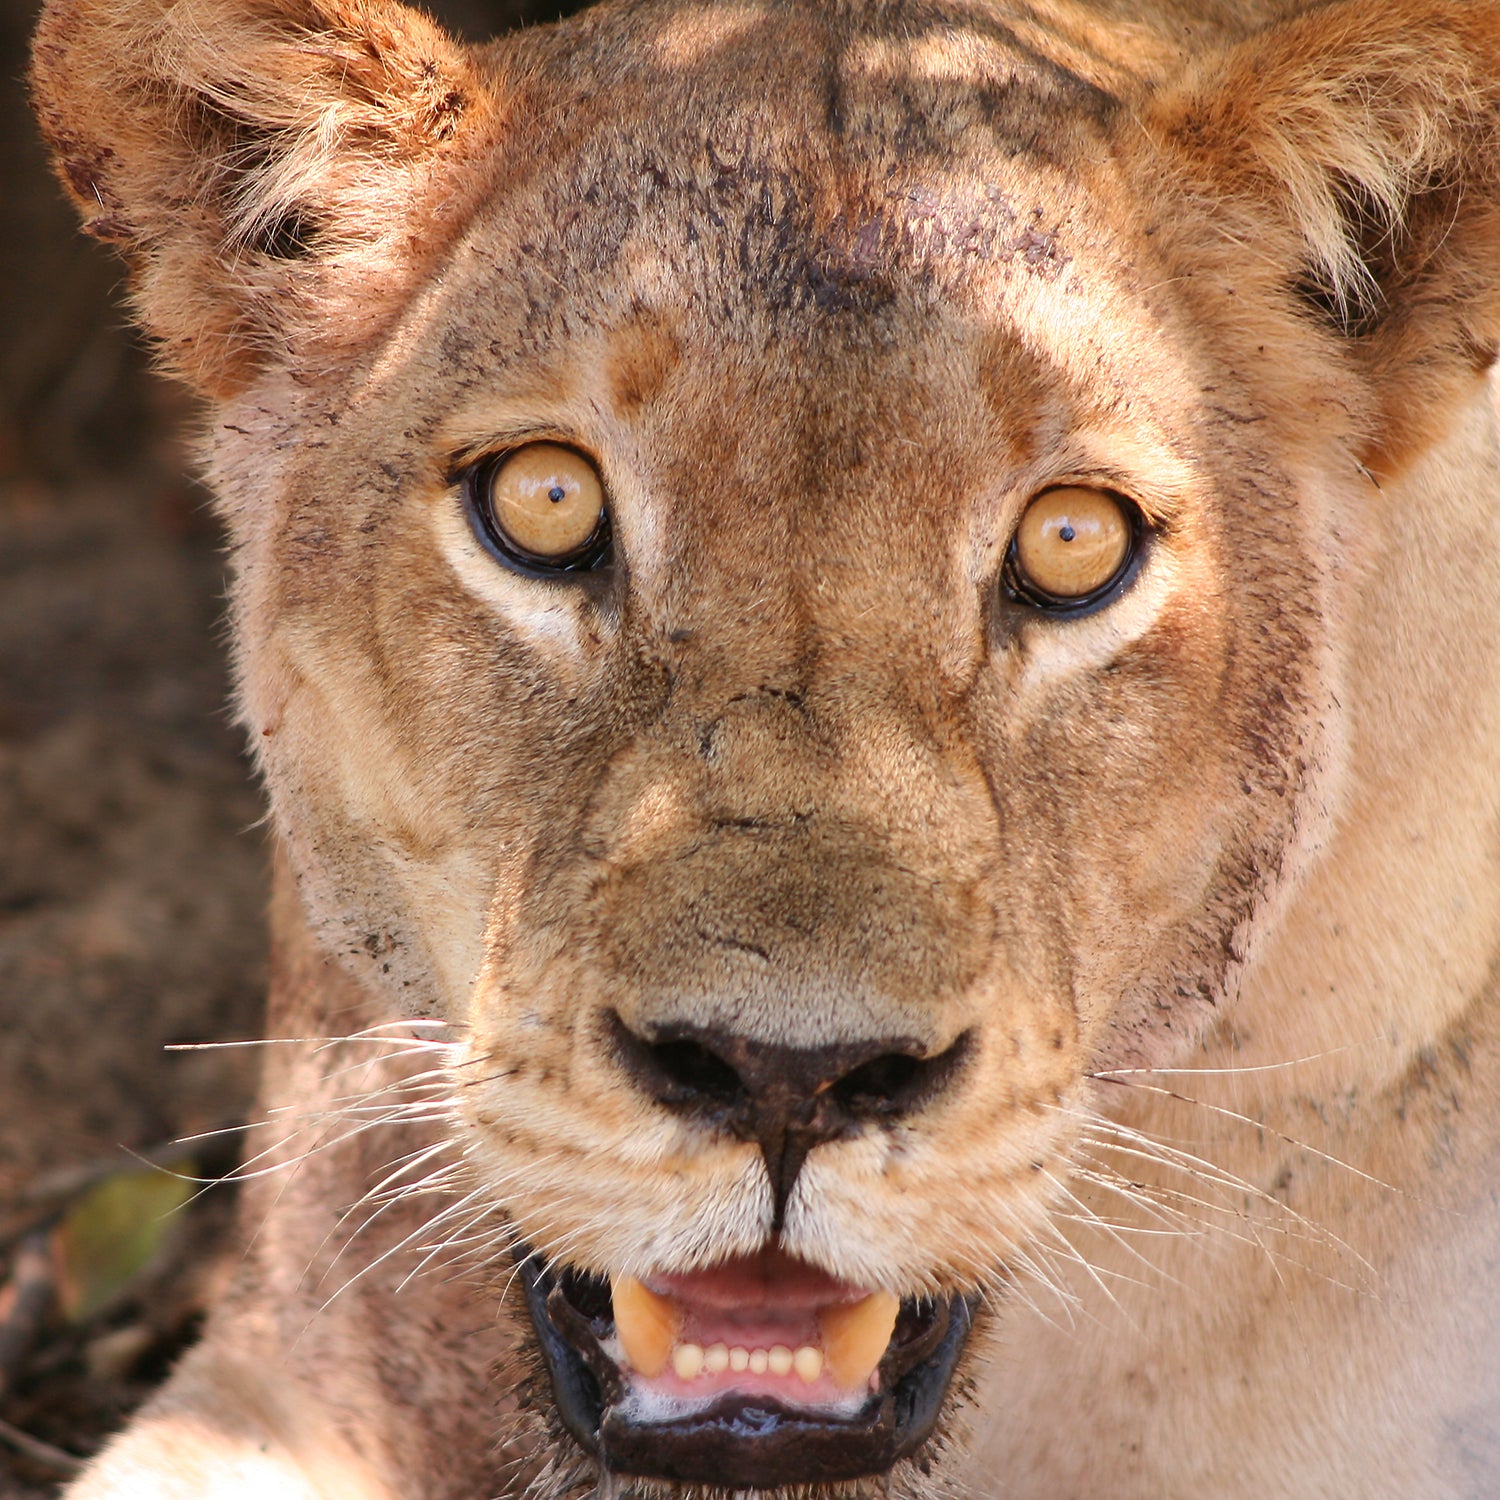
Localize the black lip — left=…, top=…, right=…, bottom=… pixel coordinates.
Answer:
left=517, top=1249, right=977, bottom=1487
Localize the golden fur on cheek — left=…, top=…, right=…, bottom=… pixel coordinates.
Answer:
left=30, top=0, right=1500, bottom=1497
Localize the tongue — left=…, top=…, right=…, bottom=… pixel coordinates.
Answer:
left=654, top=1249, right=858, bottom=1311
left=611, top=1250, right=900, bottom=1396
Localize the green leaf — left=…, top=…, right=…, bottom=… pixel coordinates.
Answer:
left=53, top=1167, right=195, bottom=1323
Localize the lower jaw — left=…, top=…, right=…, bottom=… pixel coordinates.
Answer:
left=517, top=1250, right=978, bottom=1488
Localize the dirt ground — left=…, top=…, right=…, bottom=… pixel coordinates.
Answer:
left=0, top=1, right=585, bottom=1491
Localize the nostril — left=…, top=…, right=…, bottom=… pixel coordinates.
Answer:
left=605, top=1011, right=973, bottom=1125
left=831, top=1030, right=974, bottom=1120
left=605, top=1011, right=748, bottom=1116
left=604, top=1011, right=976, bottom=1229
left=831, top=1051, right=923, bottom=1114
left=645, top=1036, right=745, bottom=1107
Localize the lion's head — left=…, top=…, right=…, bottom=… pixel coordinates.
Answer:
left=33, top=0, right=1500, bottom=1490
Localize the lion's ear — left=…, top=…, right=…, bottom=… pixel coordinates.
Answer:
left=32, top=0, right=497, bottom=395
left=1149, top=0, right=1500, bottom=470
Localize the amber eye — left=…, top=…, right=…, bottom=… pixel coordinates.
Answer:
left=1006, top=485, right=1139, bottom=609
left=464, top=442, right=612, bottom=572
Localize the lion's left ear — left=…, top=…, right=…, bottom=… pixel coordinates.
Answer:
left=31, top=0, right=502, bottom=396
left=1148, top=0, right=1500, bottom=470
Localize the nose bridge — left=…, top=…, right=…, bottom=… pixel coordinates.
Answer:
left=586, top=628, right=998, bottom=1055
left=670, top=621, right=968, bottom=843
left=692, top=681, right=832, bottom=821
left=657, top=573, right=937, bottom=826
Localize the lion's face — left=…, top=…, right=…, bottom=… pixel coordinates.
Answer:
left=37, top=0, right=1500, bottom=1486
left=222, top=4, right=1351, bottom=1482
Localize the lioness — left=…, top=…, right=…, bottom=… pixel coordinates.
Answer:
left=29, top=0, right=1500, bottom=1493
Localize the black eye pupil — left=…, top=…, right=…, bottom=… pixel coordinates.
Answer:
left=1058, top=524, right=1076, bottom=542
left=548, top=486, right=566, bottom=504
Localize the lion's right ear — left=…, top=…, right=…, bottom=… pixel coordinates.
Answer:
left=32, top=0, right=499, bottom=395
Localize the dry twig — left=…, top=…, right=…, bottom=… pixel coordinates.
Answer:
left=0, top=1414, right=85, bottom=1477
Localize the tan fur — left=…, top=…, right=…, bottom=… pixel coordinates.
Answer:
left=30, top=0, right=1500, bottom=1494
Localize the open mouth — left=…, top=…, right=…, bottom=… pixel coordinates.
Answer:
left=518, top=1245, right=977, bottom=1487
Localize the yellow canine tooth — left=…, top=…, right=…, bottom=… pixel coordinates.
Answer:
left=819, top=1291, right=901, bottom=1391
left=612, top=1275, right=681, bottom=1378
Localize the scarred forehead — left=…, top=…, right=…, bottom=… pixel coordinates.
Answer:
left=399, top=0, right=1187, bottom=464
left=473, top=0, right=1132, bottom=319
left=317, top=0, right=1217, bottom=624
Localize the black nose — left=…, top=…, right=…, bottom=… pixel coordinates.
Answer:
left=606, top=1011, right=973, bottom=1229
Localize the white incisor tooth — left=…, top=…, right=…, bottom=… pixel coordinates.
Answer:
left=672, top=1342, right=706, bottom=1380
left=612, top=1276, right=681, bottom=1379
left=768, top=1345, right=794, bottom=1376
left=820, top=1291, right=901, bottom=1391
left=729, top=1346, right=750, bottom=1372
left=793, top=1345, right=823, bottom=1382
left=705, top=1343, right=730, bottom=1373
left=748, top=1348, right=769, bottom=1374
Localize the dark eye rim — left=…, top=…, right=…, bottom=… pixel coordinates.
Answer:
left=459, top=445, right=615, bottom=577
left=1001, top=488, right=1147, bottom=616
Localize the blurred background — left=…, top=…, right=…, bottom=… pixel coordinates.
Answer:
left=0, top=0, right=588, bottom=1490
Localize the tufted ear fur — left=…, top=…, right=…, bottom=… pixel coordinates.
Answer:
left=1150, top=0, right=1500, bottom=471
left=31, top=0, right=500, bottom=395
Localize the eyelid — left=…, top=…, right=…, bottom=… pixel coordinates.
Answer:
left=447, top=433, right=567, bottom=485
